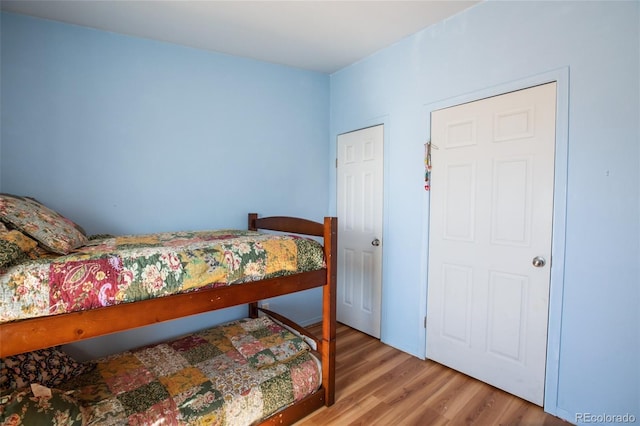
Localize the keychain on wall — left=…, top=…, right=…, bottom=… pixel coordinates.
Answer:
left=424, top=141, right=432, bottom=191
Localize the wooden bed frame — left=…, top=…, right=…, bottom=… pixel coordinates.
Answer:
left=0, top=213, right=337, bottom=424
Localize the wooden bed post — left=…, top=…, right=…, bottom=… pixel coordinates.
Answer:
left=323, top=216, right=337, bottom=406
left=248, top=213, right=258, bottom=231
left=248, top=213, right=260, bottom=318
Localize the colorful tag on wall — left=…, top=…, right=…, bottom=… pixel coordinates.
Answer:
left=424, top=141, right=432, bottom=191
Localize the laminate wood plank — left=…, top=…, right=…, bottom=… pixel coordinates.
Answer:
left=429, top=374, right=486, bottom=419
left=307, top=348, right=409, bottom=425
left=452, top=387, right=513, bottom=425
left=373, top=361, right=457, bottom=423
left=298, top=323, right=569, bottom=426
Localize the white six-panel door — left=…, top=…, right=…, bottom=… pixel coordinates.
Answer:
left=427, top=83, right=557, bottom=405
left=337, top=125, right=384, bottom=338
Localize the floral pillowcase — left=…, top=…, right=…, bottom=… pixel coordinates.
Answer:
left=0, top=194, right=87, bottom=255
left=0, top=347, right=95, bottom=395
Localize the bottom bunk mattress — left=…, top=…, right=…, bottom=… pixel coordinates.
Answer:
left=1, top=316, right=321, bottom=425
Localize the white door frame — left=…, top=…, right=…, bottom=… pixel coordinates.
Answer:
left=336, top=124, right=384, bottom=338
left=334, top=115, right=390, bottom=342
left=422, top=68, right=569, bottom=417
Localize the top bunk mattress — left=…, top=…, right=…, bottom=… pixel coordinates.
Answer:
left=1, top=230, right=325, bottom=324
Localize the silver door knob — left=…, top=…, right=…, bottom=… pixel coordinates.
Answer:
left=372, top=238, right=381, bottom=247
left=532, top=256, right=546, bottom=267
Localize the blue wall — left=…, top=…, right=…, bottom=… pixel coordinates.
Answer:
left=0, top=13, right=330, bottom=357
left=329, top=1, right=639, bottom=423
left=1, top=13, right=329, bottom=235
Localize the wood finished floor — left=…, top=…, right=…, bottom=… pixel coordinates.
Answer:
left=297, top=323, right=570, bottom=426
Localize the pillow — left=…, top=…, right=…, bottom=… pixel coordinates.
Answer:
left=23, top=196, right=87, bottom=237
left=0, top=388, right=85, bottom=426
left=0, top=347, right=95, bottom=394
left=225, top=316, right=310, bottom=369
left=0, top=230, right=39, bottom=268
left=0, top=194, right=88, bottom=255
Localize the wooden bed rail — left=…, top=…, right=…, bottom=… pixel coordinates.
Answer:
left=248, top=213, right=325, bottom=236
left=257, top=307, right=322, bottom=349
left=0, top=271, right=326, bottom=357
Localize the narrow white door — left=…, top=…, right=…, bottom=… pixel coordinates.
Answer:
left=337, top=125, right=384, bottom=338
left=427, top=83, right=557, bottom=405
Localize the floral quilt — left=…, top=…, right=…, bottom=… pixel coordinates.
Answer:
left=56, top=316, right=321, bottom=425
left=0, top=230, right=325, bottom=323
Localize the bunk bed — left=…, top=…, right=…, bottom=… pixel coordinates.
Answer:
left=0, top=197, right=337, bottom=425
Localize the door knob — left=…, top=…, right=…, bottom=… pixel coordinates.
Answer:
left=372, top=238, right=381, bottom=247
left=532, top=256, right=546, bottom=267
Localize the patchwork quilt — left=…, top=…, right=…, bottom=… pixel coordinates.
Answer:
left=59, top=316, right=321, bottom=425
left=0, top=230, right=325, bottom=323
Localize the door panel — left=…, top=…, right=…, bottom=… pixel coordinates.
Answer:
left=441, top=263, right=472, bottom=344
left=427, top=83, right=557, bottom=406
left=444, top=162, right=476, bottom=241
left=492, top=158, right=531, bottom=245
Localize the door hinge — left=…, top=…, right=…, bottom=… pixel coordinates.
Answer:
left=335, top=158, right=338, bottom=168
left=424, top=316, right=427, bottom=328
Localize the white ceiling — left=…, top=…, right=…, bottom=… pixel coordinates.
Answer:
left=1, top=0, right=479, bottom=73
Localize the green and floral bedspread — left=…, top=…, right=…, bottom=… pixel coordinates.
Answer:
left=0, top=230, right=325, bottom=323
left=2, top=316, right=321, bottom=425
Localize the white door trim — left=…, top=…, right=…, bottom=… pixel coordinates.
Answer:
left=336, top=124, right=384, bottom=338
left=422, top=67, right=569, bottom=417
